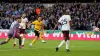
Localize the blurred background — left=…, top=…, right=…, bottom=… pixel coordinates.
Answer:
left=0, top=0, right=100, bottom=30
left=1, top=0, right=100, bottom=3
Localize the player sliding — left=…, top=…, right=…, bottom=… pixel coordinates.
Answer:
left=13, top=13, right=28, bottom=48
left=53, top=10, right=72, bottom=52
left=0, top=18, right=22, bottom=48
left=29, top=16, right=46, bottom=47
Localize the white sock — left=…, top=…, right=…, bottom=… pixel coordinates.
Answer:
left=22, top=38, right=25, bottom=45
left=66, top=40, right=70, bottom=49
left=14, top=38, right=17, bottom=44
left=42, top=40, right=45, bottom=42
left=58, top=40, right=65, bottom=48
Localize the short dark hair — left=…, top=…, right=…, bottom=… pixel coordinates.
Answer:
left=63, top=10, right=70, bottom=15
left=15, top=17, right=21, bottom=20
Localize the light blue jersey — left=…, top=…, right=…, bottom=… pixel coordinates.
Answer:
left=8, top=21, right=20, bottom=37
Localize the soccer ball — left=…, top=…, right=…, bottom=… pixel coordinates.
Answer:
left=29, top=43, right=32, bottom=47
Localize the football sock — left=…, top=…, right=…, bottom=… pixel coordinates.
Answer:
left=14, top=38, right=17, bottom=44
left=31, top=38, right=37, bottom=44
left=40, top=33, right=44, bottom=40
left=66, top=40, right=69, bottom=49
left=40, top=36, right=44, bottom=40
left=58, top=40, right=65, bottom=48
left=22, top=38, right=25, bottom=45
left=40, top=36, right=45, bottom=42
left=19, top=38, right=22, bottom=46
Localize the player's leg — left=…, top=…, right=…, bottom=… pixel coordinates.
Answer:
left=21, top=33, right=26, bottom=47
left=16, top=36, right=22, bottom=49
left=13, top=32, right=22, bottom=48
left=0, top=38, right=11, bottom=45
left=12, top=29, right=22, bottom=47
left=18, top=29, right=26, bottom=47
left=56, top=31, right=66, bottom=52
left=29, top=30, right=39, bottom=47
left=39, top=31, right=46, bottom=43
left=64, top=31, right=70, bottom=52
left=56, top=40, right=65, bottom=52
left=0, top=33, right=13, bottom=45
left=30, top=36, right=38, bottom=46
left=12, top=38, right=18, bottom=47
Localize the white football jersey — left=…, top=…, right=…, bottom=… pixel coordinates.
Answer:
left=58, top=15, right=71, bottom=31
left=20, top=17, right=28, bottom=29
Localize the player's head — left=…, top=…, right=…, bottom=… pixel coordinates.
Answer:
left=16, top=17, right=21, bottom=23
left=63, top=10, right=70, bottom=15
left=22, top=13, right=26, bottom=17
left=38, top=16, right=42, bottom=21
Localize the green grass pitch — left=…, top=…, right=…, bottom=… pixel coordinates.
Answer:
left=0, top=39, right=100, bottom=56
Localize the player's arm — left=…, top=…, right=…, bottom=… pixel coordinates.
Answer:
left=32, top=21, right=36, bottom=25
left=41, top=24, right=44, bottom=30
left=53, top=23, right=59, bottom=30
left=41, top=21, right=44, bottom=30
left=70, top=20, right=73, bottom=30
left=68, top=15, right=74, bottom=31
left=28, top=20, right=36, bottom=29
left=26, top=18, right=29, bottom=29
left=52, top=22, right=60, bottom=33
left=69, top=19, right=74, bottom=31
left=39, top=22, right=44, bottom=34
left=27, top=21, right=32, bottom=29
left=53, top=16, right=62, bottom=33
left=12, top=29, right=16, bottom=38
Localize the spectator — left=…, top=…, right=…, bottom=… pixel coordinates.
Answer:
left=0, top=3, right=99, bottom=30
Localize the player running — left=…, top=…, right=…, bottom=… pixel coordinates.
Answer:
left=29, top=16, right=46, bottom=47
left=13, top=13, right=28, bottom=48
left=53, top=10, right=72, bottom=52
left=0, top=18, right=22, bottom=48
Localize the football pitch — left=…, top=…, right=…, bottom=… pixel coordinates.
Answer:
left=0, top=39, right=100, bottom=56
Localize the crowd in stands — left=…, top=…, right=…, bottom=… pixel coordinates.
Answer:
left=0, top=3, right=100, bottom=30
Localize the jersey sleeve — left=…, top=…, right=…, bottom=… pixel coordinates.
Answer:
left=26, top=18, right=28, bottom=22
left=10, top=22, right=14, bottom=29
left=58, top=16, right=63, bottom=23
left=16, top=23, right=20, bottom=29
left=32, top=21, right=36, bottom=25
left=41, top=21, right=43, bottom=25
left=68, top=15, right=71, bottom=21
